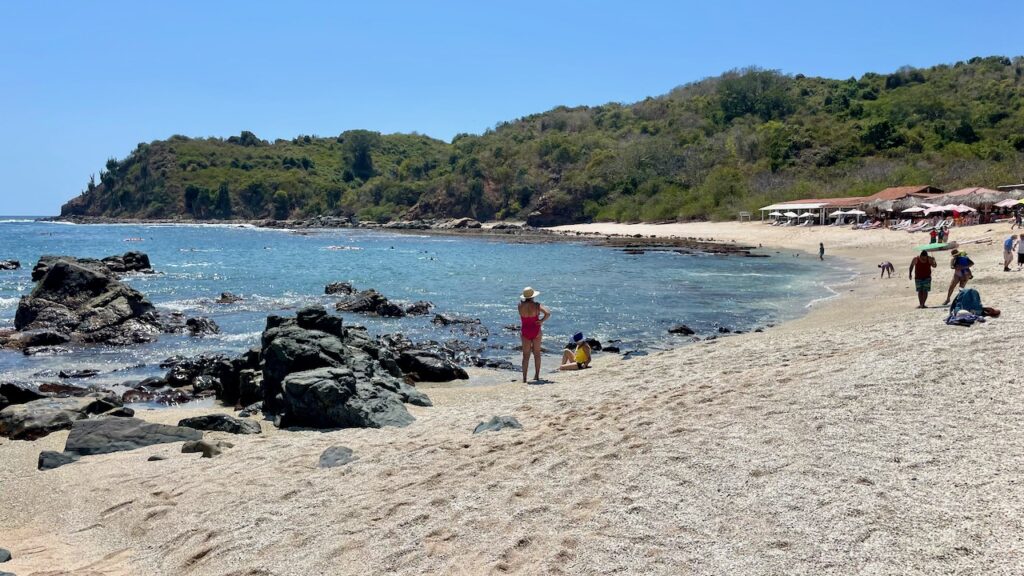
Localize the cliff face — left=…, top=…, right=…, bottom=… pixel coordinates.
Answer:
left=64, top=56, right=1024, bottom=225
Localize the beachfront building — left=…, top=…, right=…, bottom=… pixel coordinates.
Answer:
left=759, top=185, right=944, bottom=225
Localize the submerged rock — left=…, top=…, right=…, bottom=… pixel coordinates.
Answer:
left=0, top=260, right=20, bottom=271
left=668, top=324, right=695, bottom=335
left=335, top=289, right=405, bottom=317
left=31, top=251, right=152, bottom=281
left=325, top=281, right=356, bottom=296
left=215, top=292, right=243, bottom=304
left=404, top=301, right=433, bottom=316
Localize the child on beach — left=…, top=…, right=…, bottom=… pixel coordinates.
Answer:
left=560, top=332, right=592, bottom=371
left=878, top=261, right=895, bottom=278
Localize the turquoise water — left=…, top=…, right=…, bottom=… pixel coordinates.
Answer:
left=0, top=219, right=847, bottom=386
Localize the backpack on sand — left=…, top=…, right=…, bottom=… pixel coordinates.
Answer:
left=949, top=288, right=983, bottom=316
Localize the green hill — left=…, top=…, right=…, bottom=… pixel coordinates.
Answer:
left=62, top=56, right=1024, bottom=225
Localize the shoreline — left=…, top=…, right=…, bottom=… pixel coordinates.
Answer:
left=2, top=221, right=1022, bottom=574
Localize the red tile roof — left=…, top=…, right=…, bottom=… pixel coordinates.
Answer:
left=865, top=185, right=943, bottom=201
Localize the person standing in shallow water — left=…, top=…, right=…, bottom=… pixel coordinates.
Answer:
left=818, top=243, right=825, bottom=260
left=518, top=287, right=550, bottom=383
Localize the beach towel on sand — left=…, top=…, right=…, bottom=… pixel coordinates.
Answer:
left=946, top=289, right=986, bottom=326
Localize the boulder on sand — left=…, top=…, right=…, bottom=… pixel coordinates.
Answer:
left=63, top=417, right=202, bottom=456
left=177, top=414, right=261, bottom=435
left=38, top=450, right=81, bottom=470
left=473, top=415, right=523, bottom=434
left=259, top=306, right=424, bottom=428
left=319, top=445, right=358, bottom=468
left=0, top=395, right=120, bottom=440
left=282, top=367, right=415, bottom=429
left=182, top=439, right=233, bottom=458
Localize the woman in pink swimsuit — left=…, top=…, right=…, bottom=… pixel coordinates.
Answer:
left=518, top=287, right=551, bottom=383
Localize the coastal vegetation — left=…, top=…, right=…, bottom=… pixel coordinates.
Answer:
left=62, top=56, right=1024, bottom=225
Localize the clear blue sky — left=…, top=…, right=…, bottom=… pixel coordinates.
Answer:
left=2, top=0, right=1021, bottom=215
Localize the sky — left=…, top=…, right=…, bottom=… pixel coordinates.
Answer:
left=1, top=0, right=1022, bottom=215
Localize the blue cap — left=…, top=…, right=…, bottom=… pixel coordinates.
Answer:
left=572, top=332, right=584, bottom=342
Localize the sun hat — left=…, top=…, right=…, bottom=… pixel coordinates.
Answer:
left=572, top=332, right=584, bottom=342
left=521, top=287, right=540, bottom=300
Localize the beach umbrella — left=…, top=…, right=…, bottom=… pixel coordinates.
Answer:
left=798, top=212, right=815, bottom=218
left=994, top=199, right=1018, bottom=208
left=846, top=209, right=866, bottom=215
left=915, top=242, right=950, bottom=252
left=783, top=211, right=799, bottom=218
left=901, top=206, right=925, bottom=213
left=924, top=206, right=946, bottom=214
left=829, top=210, right=846, bottom=217
left=954, top=204, right=976, bottom=212
left=769, top=211, right=783, bottom=216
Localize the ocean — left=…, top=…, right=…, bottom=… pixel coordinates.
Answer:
left=0, top=219, right=848, bottom=389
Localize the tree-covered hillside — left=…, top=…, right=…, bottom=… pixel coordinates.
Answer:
left=62, top=56, right=1024, bottom=225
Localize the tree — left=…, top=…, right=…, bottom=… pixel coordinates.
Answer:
left=215, top=182, right=232, bottom=218
left=272, top=190, right=290, bottom=219
left=340, top=130, right=380, bottom=181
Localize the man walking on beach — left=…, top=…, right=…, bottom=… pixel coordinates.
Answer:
left=1004, top=235, right=1017, bottom=272
left=910, top=251, right=937, bottom=308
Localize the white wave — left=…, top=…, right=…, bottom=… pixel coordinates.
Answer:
left=214, top=331, right=262, bottom=343
left=0, top=218, right=35, bottom=223
left=0, top=296, right=19, bottom=308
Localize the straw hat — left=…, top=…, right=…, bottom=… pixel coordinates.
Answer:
left=521, top=287, right=540, bottom=300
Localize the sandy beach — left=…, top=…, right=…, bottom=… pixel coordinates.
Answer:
left=2, top=220, right=1021, bottom=575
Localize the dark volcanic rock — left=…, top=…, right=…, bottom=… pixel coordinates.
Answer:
left=397, top=351, right=469, bottom=382
left=0, top=397, right=103, bottom=440
left=32, top=252, right=152, bottom=281
left=473, top=415, right=523, bottom=434
left=0, top=260, right=20, bottom=271
left=177, top=414, right=261, bottom=435
left=319, top=445, right=358, bottom=468
left=16, top=259, right=162, bottom=346
left=668, top=324, right=695, bottom=335
left=282, top=367, right=415, bottom=429
left=58, top=369, right=100, bottom=379
left=182, top=439, right=233, bottom=458
left=186, top=317, right=220, bottom=336
left=324, top=282, right=355, bottom=295
left=717, top=326, right=732, bottom=334
left=0, top=547, right=9, bottom=562
left=4, top=329, right=70, bottom=349
left=404, top=301, right=433, bottom=316
left=215, top=292, right=243, bottom=304
left=104, top=406, right=135, bottom=417
left=0, top=382, right=47, bottom=405
left=335, top=289, right=405, bottom=317
left=38, top=450, right=80, bottom=470
left=431, top=313, right=480, bottom=327
left=64, top=417, right=202, bottom=456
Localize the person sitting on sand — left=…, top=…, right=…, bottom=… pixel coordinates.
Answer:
left=878, top=261, right=895, bottom=278
left=518, top=287, right=550, bottom=383
left=942, top=249, right=974, bottom=305
left=909, top=251, right=936, bottom=308
left=560, top=332, right=592, bottom=371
